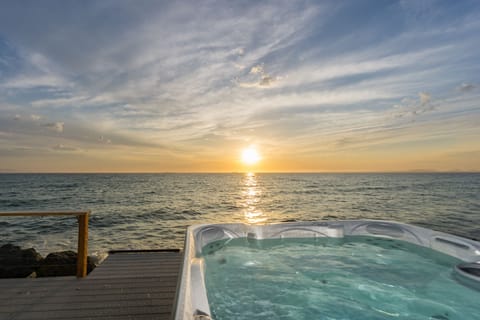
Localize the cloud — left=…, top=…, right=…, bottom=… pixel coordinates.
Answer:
left=30, top=96, right=87, bottom=108
left=250, top=65, right=264, bottom=74
left=30, top=114, right=41, bottom=121
left=419, top=92, right=431, bottom=106
left=259, top=75, right=275, bottom=87
left=238, top=77, right=278, bottom=88
left=98, top=136, right=111, bottom=144
left=43, top=122, right=64, bottom=132
left=3, top=75, right=66, bottom=89
left=238, top=64, right=278, bottom=88
left=456, top=83, right=476, bottom=92
left=391, top=92, right=436, bottom=119
left=52, top=144, right=78, bottom=152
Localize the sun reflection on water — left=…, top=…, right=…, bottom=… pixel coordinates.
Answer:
left=241, top=172, right=268, bottom=224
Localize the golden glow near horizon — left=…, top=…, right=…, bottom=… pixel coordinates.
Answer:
left=241, top=146, right=261, bottom=166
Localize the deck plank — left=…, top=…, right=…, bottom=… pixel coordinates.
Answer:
left=0, top=251, right=182, bottom=320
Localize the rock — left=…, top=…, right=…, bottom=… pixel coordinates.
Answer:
left=0, top=244, right=97, bottom=278
left=0, top=244, right=43, bottom=278
left=27, top=271, right=37, bottom=278
left=37, top=250, right=96, bottom=277
left=37, top=250, right=77, bottom=277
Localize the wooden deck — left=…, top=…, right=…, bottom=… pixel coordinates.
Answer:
left=0, top=251, right=183, bottom=320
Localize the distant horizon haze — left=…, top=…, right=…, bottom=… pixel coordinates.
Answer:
left=1, top=170, right=479, bottom=174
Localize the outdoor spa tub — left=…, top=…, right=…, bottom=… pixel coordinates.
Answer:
left=173, top=220, right=480, bottom=320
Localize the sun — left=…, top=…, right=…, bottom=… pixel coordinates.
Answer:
left=241, top=147, right=261, bottom=165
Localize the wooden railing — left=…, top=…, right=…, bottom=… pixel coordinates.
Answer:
left=0, top=211, right=90, bottom=278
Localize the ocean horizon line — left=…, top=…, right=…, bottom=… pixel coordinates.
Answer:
left=1, top=171, right=479, bottom=174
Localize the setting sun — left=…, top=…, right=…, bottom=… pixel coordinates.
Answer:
left=241, top=147, right=261, bottom=165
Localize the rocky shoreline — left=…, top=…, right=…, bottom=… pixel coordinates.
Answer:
left=0, top=244, right=96, bottom=278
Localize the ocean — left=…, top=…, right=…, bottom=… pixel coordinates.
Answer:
left=0, top=173, right=479, bottom=257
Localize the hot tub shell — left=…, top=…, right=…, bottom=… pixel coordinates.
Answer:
left=173, top=220, right=480, bottom=320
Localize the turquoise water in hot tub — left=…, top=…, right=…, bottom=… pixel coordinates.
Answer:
left=202, top=237, right=480, bottom=320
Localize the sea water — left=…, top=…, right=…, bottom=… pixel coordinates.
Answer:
left=203, top=237, right=480, bottom=320
left=0, top=173, right=479, bottom=256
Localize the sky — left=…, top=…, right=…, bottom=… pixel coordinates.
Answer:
left=0, top=0, right=479, bottom=172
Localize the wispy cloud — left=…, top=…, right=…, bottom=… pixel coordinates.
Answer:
left=237, top=64, right=279, bottom=88
left=43, top=122, right=64, bottom=133
left=52, top=144, right=78, bottom=152
left=456, top=82, right=476, bottom=93
left=4, top=74, right=68, bottom=89
left=419, top=92, right=431, bottom=106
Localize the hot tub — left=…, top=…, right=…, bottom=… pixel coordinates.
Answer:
left=174, top=220, right=480, bottom=320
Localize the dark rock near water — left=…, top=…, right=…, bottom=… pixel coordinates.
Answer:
left=0, top=244, right=43, bottom=278
left=0, top=244, right=96, bottom=278
left=37, top=250, right=96, bottom=277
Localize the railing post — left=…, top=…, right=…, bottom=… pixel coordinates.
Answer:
left=76, top=211, right=89, bottom=278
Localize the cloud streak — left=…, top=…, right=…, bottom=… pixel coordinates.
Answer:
left=43, top=122, right=64, bottom=133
